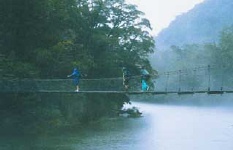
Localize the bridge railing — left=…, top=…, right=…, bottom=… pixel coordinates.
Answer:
left=1, top=65, right=233, bottom=93
left=0, top=77, right=142, bottom=92
left=154, top=65, right=233, bottom=93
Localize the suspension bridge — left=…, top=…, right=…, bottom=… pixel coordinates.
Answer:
left=1, top=65, right=233, bottom=95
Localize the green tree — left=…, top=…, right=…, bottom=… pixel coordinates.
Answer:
left=0, top=0, right=155, bottom=79
left=208, top=26, right=233, bottom=87
left=73, top=0, right=154, bottom=77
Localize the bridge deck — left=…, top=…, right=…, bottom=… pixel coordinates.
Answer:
left=2, top=90, right=231, bottom=95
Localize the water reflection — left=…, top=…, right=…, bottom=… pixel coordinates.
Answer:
left=1, top=99, right=233, bottom=150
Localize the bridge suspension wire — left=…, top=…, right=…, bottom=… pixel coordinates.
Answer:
left=157, top=65, right=212, bottom=77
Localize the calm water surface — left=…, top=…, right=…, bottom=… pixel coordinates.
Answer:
left=1, top=99, right=233, bottom=150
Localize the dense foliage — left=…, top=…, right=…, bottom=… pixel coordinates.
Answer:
left=0, top=0, right=154, bottom=79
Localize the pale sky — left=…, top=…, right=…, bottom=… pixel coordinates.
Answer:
left=126, top=0, right=204, bottom=36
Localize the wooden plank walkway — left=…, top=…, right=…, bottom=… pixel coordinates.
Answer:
left=14, top=90, right=231, bottom=95
left=1, top=90, right=232, bottom=95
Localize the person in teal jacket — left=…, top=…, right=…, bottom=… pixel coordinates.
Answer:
left=140, top=66, right=150, bottom=91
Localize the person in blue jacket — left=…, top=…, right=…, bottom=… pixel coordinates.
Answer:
left=67, top=68, right=80, bottom=92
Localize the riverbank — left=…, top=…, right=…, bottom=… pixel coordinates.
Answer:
left=0, top=92, right=130, bottom=135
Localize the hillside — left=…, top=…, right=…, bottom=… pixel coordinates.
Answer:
left=155, top=0, right=233, bottom=50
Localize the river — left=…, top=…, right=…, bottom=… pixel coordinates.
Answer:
left=1, top=95, right=233, bottom=150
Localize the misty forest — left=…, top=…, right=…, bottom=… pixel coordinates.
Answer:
left=1, top=0, right=233, bottom=148
left=1, top=0, right=233, bottom=89
left=152, top=0, right=233, bottom=91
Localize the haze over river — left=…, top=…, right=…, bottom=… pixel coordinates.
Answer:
left=1, top=94, right=233, bottom=150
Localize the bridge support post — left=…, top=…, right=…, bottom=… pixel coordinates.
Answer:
left=165, top=72, right=170, bottom=92
left=178, top=70, right=181, bottom=92
left=192, top=68, right=196, bottom=92
left=220, top=65, right=225, bottom=91
left=207, top=65, right=211, bottom=92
